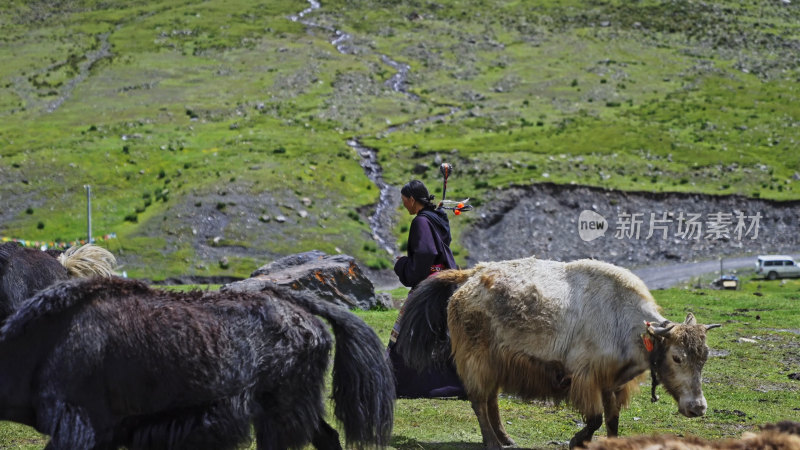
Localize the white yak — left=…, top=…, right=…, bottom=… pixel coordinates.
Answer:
left=396, top=257, right=720, bottom=449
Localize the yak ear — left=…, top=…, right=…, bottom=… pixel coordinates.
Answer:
left=683, top=312, right=697, bottom=325
left=705, top=324, right=721, bottom=331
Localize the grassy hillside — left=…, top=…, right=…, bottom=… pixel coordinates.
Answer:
left=1, top=0, right=799, bottom=278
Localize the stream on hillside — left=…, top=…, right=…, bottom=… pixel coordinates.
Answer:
left=290, top=0, right=458, bottom=257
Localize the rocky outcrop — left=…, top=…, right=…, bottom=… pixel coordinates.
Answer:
left=221, top=250, right=378, bottom=310
left=463, top=183, right=800, bottom=268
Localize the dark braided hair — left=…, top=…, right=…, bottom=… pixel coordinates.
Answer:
left=401, top=180, right=435, bottom=208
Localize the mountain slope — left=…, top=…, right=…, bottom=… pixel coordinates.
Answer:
left=1, top=0, right=798, bottom=279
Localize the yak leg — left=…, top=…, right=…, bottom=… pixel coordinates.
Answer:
left=487, top=392, right=515, bottom=447
left=602, top=390, right=621, bottom=437
left=311, top=420, right=342, bottom=450
left=254, top=415, right=287, bottom=450
left=39, top=401, right=98, bottom=450
left=470, top=396, right=504, bottom=450
left=568, top=414, right=602, bottom=449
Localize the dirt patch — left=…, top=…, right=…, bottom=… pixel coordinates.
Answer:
left=127, top=184, right=300, bottom=272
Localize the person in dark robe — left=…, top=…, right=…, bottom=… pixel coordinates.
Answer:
left=387, top=179, right=465, bottom=399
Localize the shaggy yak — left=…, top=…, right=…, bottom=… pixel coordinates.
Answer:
left=583, top=420, right=800, bottom=449
left=0, top=242, right=116, bottom=321
left=396, top=256, right=720, bottom=449
left=0, top=276, right=394, bottom=450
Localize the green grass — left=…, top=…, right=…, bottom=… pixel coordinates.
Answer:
left=2, top=277, right=798, bottom=448
left=1, top=0, right=799, bottom=277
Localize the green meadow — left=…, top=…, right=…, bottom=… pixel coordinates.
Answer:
left=2, top=276, right=798, bottom=449
left=1, top=0, right=799, bottom=278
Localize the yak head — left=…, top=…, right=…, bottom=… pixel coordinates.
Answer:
left=647, top=313, right=720, bottom=418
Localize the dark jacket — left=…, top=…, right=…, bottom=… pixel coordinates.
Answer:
left=394, top=207, right=457, bottom=288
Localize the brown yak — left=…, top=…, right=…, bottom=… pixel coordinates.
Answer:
left=396, top=256, right=720, bottom=449
left=583, top=420, right=800, bottom=449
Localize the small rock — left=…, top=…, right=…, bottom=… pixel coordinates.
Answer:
left=275, top=215, right=287, bottom=223
left=738, top=337, right=757, bottom=344
left=375, top=292, right=394, bottom=310
left=412, top=163, right=428, bottom=174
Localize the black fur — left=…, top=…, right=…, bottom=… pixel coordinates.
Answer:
left=394, top=274, right=459, bottom=372
left=0, top=277, right=394, bottom=450
left=258, top=284, right=395, bottom=448
left=0, top=242, right=68, bottom=322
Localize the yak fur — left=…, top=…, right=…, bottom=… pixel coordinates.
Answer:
left=583, top=420, right=800, bottom=449
left=0, top=242, right=116, bottom=321
left=397, top=256, right=719, bottom=449
left=0, top=276, right=394, bottom=450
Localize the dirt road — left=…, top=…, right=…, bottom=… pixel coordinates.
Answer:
left=631, top=253, right=800, bottom=290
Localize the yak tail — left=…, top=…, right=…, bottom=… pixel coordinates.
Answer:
left=395, top=268, right=475, bottom=373
left=58, top=244, right=117, bottom=278
left=261, top=284, right=395, bottom=449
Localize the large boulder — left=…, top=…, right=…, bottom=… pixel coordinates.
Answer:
left=221, top=250, right=378, bottom=310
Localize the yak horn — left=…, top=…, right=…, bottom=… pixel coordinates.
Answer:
left=649, top=324, right=675, bottom=337
left=705, top=324, right=721, bottom=330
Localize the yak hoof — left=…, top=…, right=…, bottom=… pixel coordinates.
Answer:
left=311, top=420, right=342, bottom=450
left=568, top=435, right=589, bottom=449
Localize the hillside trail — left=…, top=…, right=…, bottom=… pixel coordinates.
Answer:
left=290, top=0, right=460, bottom=259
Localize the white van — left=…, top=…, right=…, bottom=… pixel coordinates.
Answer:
left=755, top=255, right=800, bottom=280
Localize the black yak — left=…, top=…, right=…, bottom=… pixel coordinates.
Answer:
left=0, top=242, right=116, bottom=321
left=0, top=276, right=394, bottom=450
left=397, top=257, right=720, bottom=449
